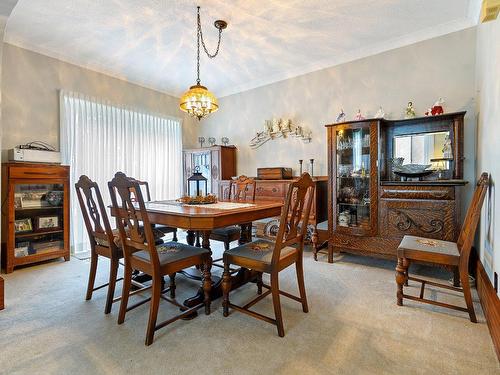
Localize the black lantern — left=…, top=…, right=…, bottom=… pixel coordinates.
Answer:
left=187, top=166, right=208, bottom=197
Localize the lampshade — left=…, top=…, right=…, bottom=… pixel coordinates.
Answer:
left=179, top=84, right=219, bottom=120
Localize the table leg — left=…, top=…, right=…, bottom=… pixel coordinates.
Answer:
left=238, top=223, right=252, bottom=245
left=183, top=229, right=257, bottom=308
left=186, top=230, right=196, bottom=246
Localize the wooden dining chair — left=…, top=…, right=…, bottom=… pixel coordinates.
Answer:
left=108, top=172, right=212, bottom=346
left=210, top=175, right=257, bottom=250
left=75, top=175, right=147, bottom=314
left=395, top=172, right=489, bottom=322
left=221, top=172, right=314, bottom=337
left=135, top=179, right=178, bottom=242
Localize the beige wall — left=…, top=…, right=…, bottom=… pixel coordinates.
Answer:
left=476, top=18, right=500, bottom=293
left=1, top=43, right=196, bottom=154
left=199, top=29, right=477, bottom=199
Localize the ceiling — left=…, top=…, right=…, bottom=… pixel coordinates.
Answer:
left=5, top=0, right=480, bottom=98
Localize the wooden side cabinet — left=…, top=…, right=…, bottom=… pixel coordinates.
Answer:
left=1, top=163, right=70, bottom=273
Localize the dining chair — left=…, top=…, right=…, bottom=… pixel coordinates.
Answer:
left=108, top=172, right=212, bottom=346
left=210, top=175, right=256, bottom=249
left=395, top=172, right=489, bottom=322
left=75, top=175, right=148, bottom=314
left=135, top=179, right=178, bottom=242
left=221, top=172, right=314, bottom=337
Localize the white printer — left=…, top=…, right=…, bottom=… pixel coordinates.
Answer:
left=8, top=142, right=61, bottom=164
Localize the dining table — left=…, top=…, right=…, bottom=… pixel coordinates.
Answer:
left=113, top=199, right=284, bottom=309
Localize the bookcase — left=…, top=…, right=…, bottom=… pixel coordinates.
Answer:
left=1, top=163, right=70, bottom=273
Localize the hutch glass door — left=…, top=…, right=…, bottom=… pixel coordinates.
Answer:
left=335, top=124, right=373, bottom=234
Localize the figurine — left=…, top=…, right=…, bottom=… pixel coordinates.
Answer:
left=271, top=118, right=281, bottom=133
left=405, top=101, right=416, bottom=119
left=198, top=137, right=205, bottom=148
left=374, top=106, right=385, bottom=119
left=336, top=108, right=346, bottom=123
left=425, top=98, right=445, bottom=116
left=208, top=137, right=216, bottom=146
left=354, top=109, right=365, bottom=121
left=221, top=137, right=229, bottom=146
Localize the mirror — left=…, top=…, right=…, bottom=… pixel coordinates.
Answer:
left=393, top=131, right=452, bottom=166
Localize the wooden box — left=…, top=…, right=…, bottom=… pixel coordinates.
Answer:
left=257, top=167, right=292, bottom=180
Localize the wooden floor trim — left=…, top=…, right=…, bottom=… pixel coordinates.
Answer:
left=476, top=260, right=500, bottom=361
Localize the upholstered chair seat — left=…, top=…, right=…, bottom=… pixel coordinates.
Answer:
left=132, top=242, right=210, bottom=266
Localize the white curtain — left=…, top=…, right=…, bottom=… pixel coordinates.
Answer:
left=60, top=91, right=183, bottom=253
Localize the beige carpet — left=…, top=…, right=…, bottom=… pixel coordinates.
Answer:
left=1, top=239, right=498, bottom=375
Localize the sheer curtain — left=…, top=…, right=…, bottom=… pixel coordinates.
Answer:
left=60, top=90, right=183, bottom=253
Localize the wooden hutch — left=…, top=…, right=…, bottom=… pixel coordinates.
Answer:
left=322, top=112, right=467, bottom=263
left=1, top=163, right=70, bottom=273
left=183, top=145, right=236, bottom=197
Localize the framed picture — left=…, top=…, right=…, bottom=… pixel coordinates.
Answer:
left=36, top=215, right=60, bottom=230
left=14, top=218, right=33, bottom=233
left=14, top=193, right=23, bottom=209
left=20, top=191, right=49, bottom=208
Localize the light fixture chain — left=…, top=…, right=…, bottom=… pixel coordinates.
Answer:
left=197, top=7, right=223, bottom=59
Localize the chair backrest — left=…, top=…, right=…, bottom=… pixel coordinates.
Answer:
left=272, top=173, right=315, bottom=265
left=229, top=175, right=256, bottom=201
left=108, top=172, right=160, bottom=268
left=134, top=180, right=152, bottom=202
left=457, top=172, right=489, bottom=269
left=75, top=175, right=116, bottom=251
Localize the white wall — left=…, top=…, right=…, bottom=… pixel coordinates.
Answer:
left=1, top=43, right=195, bottom=155
left=475, top=18, right=500, bottom=294
left=198, top=29, right=477, bottom=202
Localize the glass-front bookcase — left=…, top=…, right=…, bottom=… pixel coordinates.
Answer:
left=2, top=163, right=70, bottom=273
left=328, top=120, right=378, bottom=237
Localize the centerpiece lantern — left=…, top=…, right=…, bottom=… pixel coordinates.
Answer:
left=187, top=166, right=208, bottom=197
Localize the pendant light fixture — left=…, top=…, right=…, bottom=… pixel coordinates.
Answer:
left=179, top=6, right=227, bottom=120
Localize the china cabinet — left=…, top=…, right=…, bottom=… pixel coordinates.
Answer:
left=1, top=163, right=70, bottom=273
left=183, top=145, right=236, bottom=197
left=324, top=112, right=466, bottom=263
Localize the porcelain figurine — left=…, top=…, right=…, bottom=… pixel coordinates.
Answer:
left=354, top=109, right=365, bottom=121
left=336, top=109, right=346, bottom=123
left=374, top=106, right=385, bottom=118
left=430, top=98, right=444, bottom=116
left=404, top=101, right=416, bottom=119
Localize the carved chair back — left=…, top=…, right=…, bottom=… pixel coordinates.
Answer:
left=75, top=175, right=116, bottom=252
left=457, top=172, right=489, bottom=270
left=108, top=172, right=160, bottom=269
left=229, top=175, right=256, bottom=201
left=134, top=180, right=152, bottom=202
left=272, top=173, right=315, bottom=265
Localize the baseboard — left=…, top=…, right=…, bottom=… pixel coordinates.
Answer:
left=0, top=276, right=4, bottom=310
left=476, top=260, right=500, bottom=361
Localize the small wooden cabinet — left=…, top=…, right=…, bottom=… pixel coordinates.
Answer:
left=1, top=163, right=70, bottom=273
left=183, top=145, right=236, bottom=197
left=219, top=177, right=328, bottom=247
left=324, top=112, right=466, bottom=262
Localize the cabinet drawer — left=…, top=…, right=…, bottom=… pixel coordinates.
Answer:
left=330, top=233, right=398, bottom=257
left=380, top=199, right=457, bottom=241
left=255, top=182, right=287, bottom=199
left=9, top=165, right=69, bottom=179
left=380, top=185, right=454, bottom=200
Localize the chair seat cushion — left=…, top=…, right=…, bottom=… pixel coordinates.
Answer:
left=154, top=225, right=177, bottom=234
left=95, top=227, right=164, bottom=248
left=225, top=239, right=297, bottom=265
left=398, top=235, right=459, bottom=265
left=211, top=225, right=241, bottom=237
left=132, top=241, right=209, bottom=265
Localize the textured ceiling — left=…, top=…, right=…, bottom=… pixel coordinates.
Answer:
left=5, top=0, right=480, bottom=97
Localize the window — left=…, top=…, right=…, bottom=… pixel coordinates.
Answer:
left=60, top=91, right=183, bottom=253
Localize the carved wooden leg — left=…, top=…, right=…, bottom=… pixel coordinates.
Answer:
left=296, top=256, right=308, bottom=313
left=202, top=256, right=212, bottom=315
left=311, top=226, right=318, bottom=261
left=327, top=242, right=334, bottom=264
left=238, top=224, right=249, bottom=245
left=256, top=272, right=263, bottom=295
left=85, top=251, right=98, bottom=300
left=195, top=231, right=201, bottom=247
left=201, top=231, right=212, bottom=255
left=460, top=269, right=477, bottom=323
left=222, top=261, right=231, bottom=317
left=404, top=261, right=410, bottom=287
left=169, top=273, right=176, bottom=298
left=224, top=241, right=230, bottom=251
left=453, top=267, right=460, bottom=287
left=104, top=258, right=119, bottom=314
left=186, top=230, right=195, bottom=246
left=246, top=222, right=253, bottom=242
left=396, top=257, right=408, bottom=306
left=145, top=274, right=162, bottom=346
left=172, top=229, right=178, bottom=242
left=118, top=263, right=133, bottom=324
left=271, top=271, right=285, bottom=337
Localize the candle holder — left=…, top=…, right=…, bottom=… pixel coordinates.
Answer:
left=309, top=159, right=314, bottom=176
left=299, top=160, right=303, bottom=174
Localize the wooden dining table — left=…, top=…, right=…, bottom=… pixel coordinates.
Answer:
left=114, top=199, right=283, bottom=308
